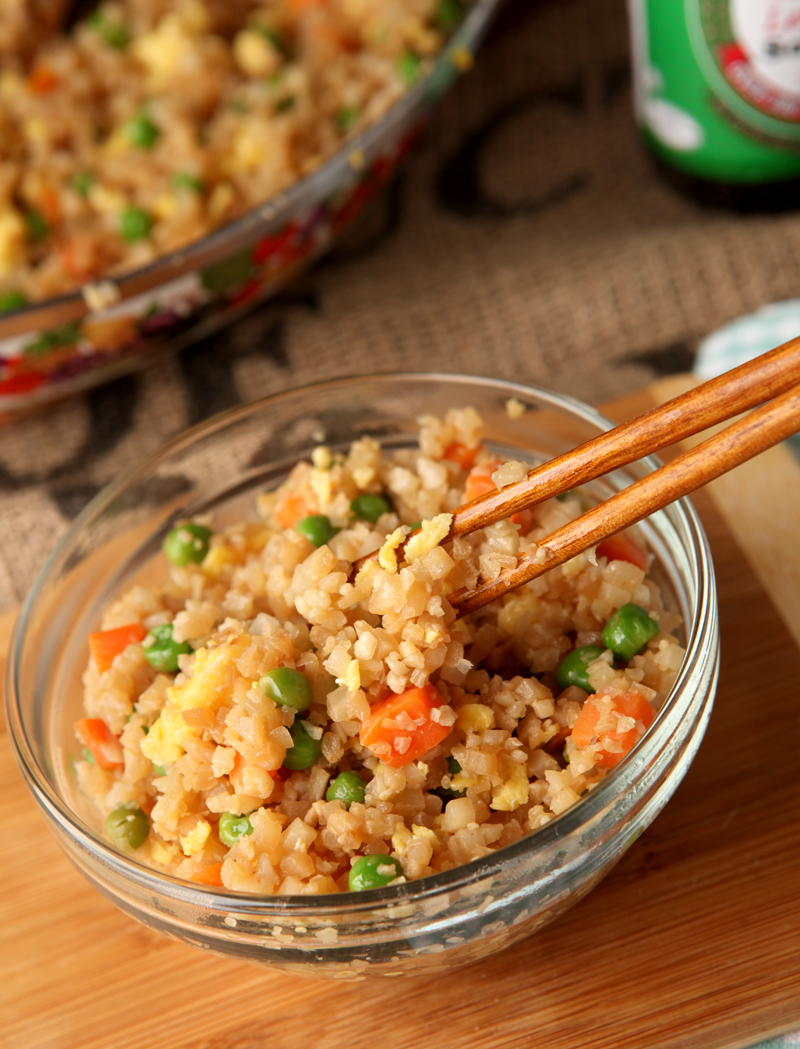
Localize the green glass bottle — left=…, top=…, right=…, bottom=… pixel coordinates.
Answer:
left=628, top=0, right=800, bottom=210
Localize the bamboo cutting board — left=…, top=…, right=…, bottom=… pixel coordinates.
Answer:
left=3, top=377, right=800, bottom=1049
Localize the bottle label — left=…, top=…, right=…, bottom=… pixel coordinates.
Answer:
left=688, top=0, right=800, bottom=140
left=629, top=0, right=800, bottom=181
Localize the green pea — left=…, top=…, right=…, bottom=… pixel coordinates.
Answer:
left=557, top=645, right=605, bottom=693
left=295, top=514, right=338, bottom=547
left=435, top=754, right=466, bottom=800
left=260, top=667, right=312, bottom=712
left=152, top=764, right=166, bottom=777
left=282, top=719, right=323, bottom=770
left=125, top=113, right=160, bottom=149
left=218, top=812, right=254, bottom=847
left=88, top=11, right=129, bottom=48
left=350, top=493, right=391, bottom=523
left=434, top=0, right=462, bottom=29
left=171, top=171, right=204, bottom=194
left=82, top=746, right=95, bottom=765
left=25, top=209, right=48, bottom=243
left=335, top=106, right=358, bottom=133
left=257, top=25, right=290, bottom=57
left=105, top=803, right=150, bottom=851
left=0, top=290, right=28, bottom=313
left=275, top=96, right=296, bottom=113
left=120, top=206, right=153, bottom=242
left=602, top=603, right=659, bottom=662
left=408, top=521, right=422, bottom=532
left=143, top=623, right=191, bottom=673
left=71, top=172, right=95, bottom=196
left=163, top=523, right=213, bottom=566
left=398, top=51, right=422, bottom=85
left=348, top=854, right=403, bottom=891
left=326, top=771, right=366, bottom=808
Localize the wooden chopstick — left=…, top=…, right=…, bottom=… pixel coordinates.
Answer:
left=350, top=334, right=800, bottom=581
left=444, top=333, right=800, bottom=542
left=450, top=380, right=800, bottom=617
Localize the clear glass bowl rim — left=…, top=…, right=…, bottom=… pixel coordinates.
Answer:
left=6, top=371, right=716, bottom=916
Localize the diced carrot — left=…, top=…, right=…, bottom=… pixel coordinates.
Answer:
left=75, top=718, right=124, bottom=770
left=307, top=16, right=355, bottom=50
left=38, top=185, right=61, bottom=225
left=228, top=749, right=247, bottom=792
left=512, top=508, right=534, bottom=532
left=273, top=491, right=312, bottom=529
left=464, top=459, right=534, bottom=532
left=443, top=442, right=483, bottom=471
left=58, top=232, right=103, bottom=281
left=464, top=458, right=500, bottom=503
left=359, top=683, right=452, bottom=768
left=88, top=622, right=147, bottom=674
left=570, top=690, right=655, bottom=769
left=191, top=863, right=224, bottom=887
left=596, top=533, right=648, bottom=571
left=29, top=66, right=58, bottom=94
left=58, top=237, right=97, bottom=281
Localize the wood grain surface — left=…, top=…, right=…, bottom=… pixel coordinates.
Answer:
left=4, top=382, right=800, bottom=1049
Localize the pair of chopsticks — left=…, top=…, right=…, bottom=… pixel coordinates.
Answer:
left=353, top=335, right=800, bottom=616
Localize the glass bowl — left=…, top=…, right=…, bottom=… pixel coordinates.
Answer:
left=5, top=374, right=719, bottom=978
left=0, top=2, right=498, bottom=413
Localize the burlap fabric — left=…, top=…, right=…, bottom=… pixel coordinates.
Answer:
left=1, top=0, right=799, bottom=614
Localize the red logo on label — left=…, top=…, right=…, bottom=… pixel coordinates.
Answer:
left=719, top=42, right=800, bottom=121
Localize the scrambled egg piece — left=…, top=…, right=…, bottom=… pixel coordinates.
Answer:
left=451, top=770, right=481, bottom=791
left=151, top=839, right=180, bottom=866
left=141, top=634, right=251, bottom=766
left=310, top=467, right=333, bottom=510
left=377, top=513, right=454, bottom=574
left=180, top=819, right=211, bottom=856
left=352, top=466, right=376, bottom=488
left=391, top=823, right=412, bottom=855
left=233, top=29, right=280, bottom=77
left=0, top=207, right=26, bottom=278
left=208, top=182, right=235, bottom=222
left=132, top=4, right=209, bottom=90
left=228, top=122, right=271, bottom=174
left=391, top=823, right=440, bottom=856
left=343, top=659, right=361, bottom=691
left=404, top=513, right=452, bottom=563
left=311, top=446, right=333, bottom=470
left=88, top=184, right=127, bottom=215
left=456, top=703, right=495, bottom=733
left=24, top=118, right=48, bottom=144
left=152, top=192, right=177, bottom=220
left=0, top=71, right=22, bottom=100
left=378, top=527, right=406, bottom=573
left=490, top=763, right=530, bottom=812
left=202, top=544, right=237, bottom=579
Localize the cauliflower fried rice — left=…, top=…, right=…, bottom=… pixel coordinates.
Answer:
left=75, top=406, right=685, bottom=894
left=0, top=0, right=460, bottom=303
